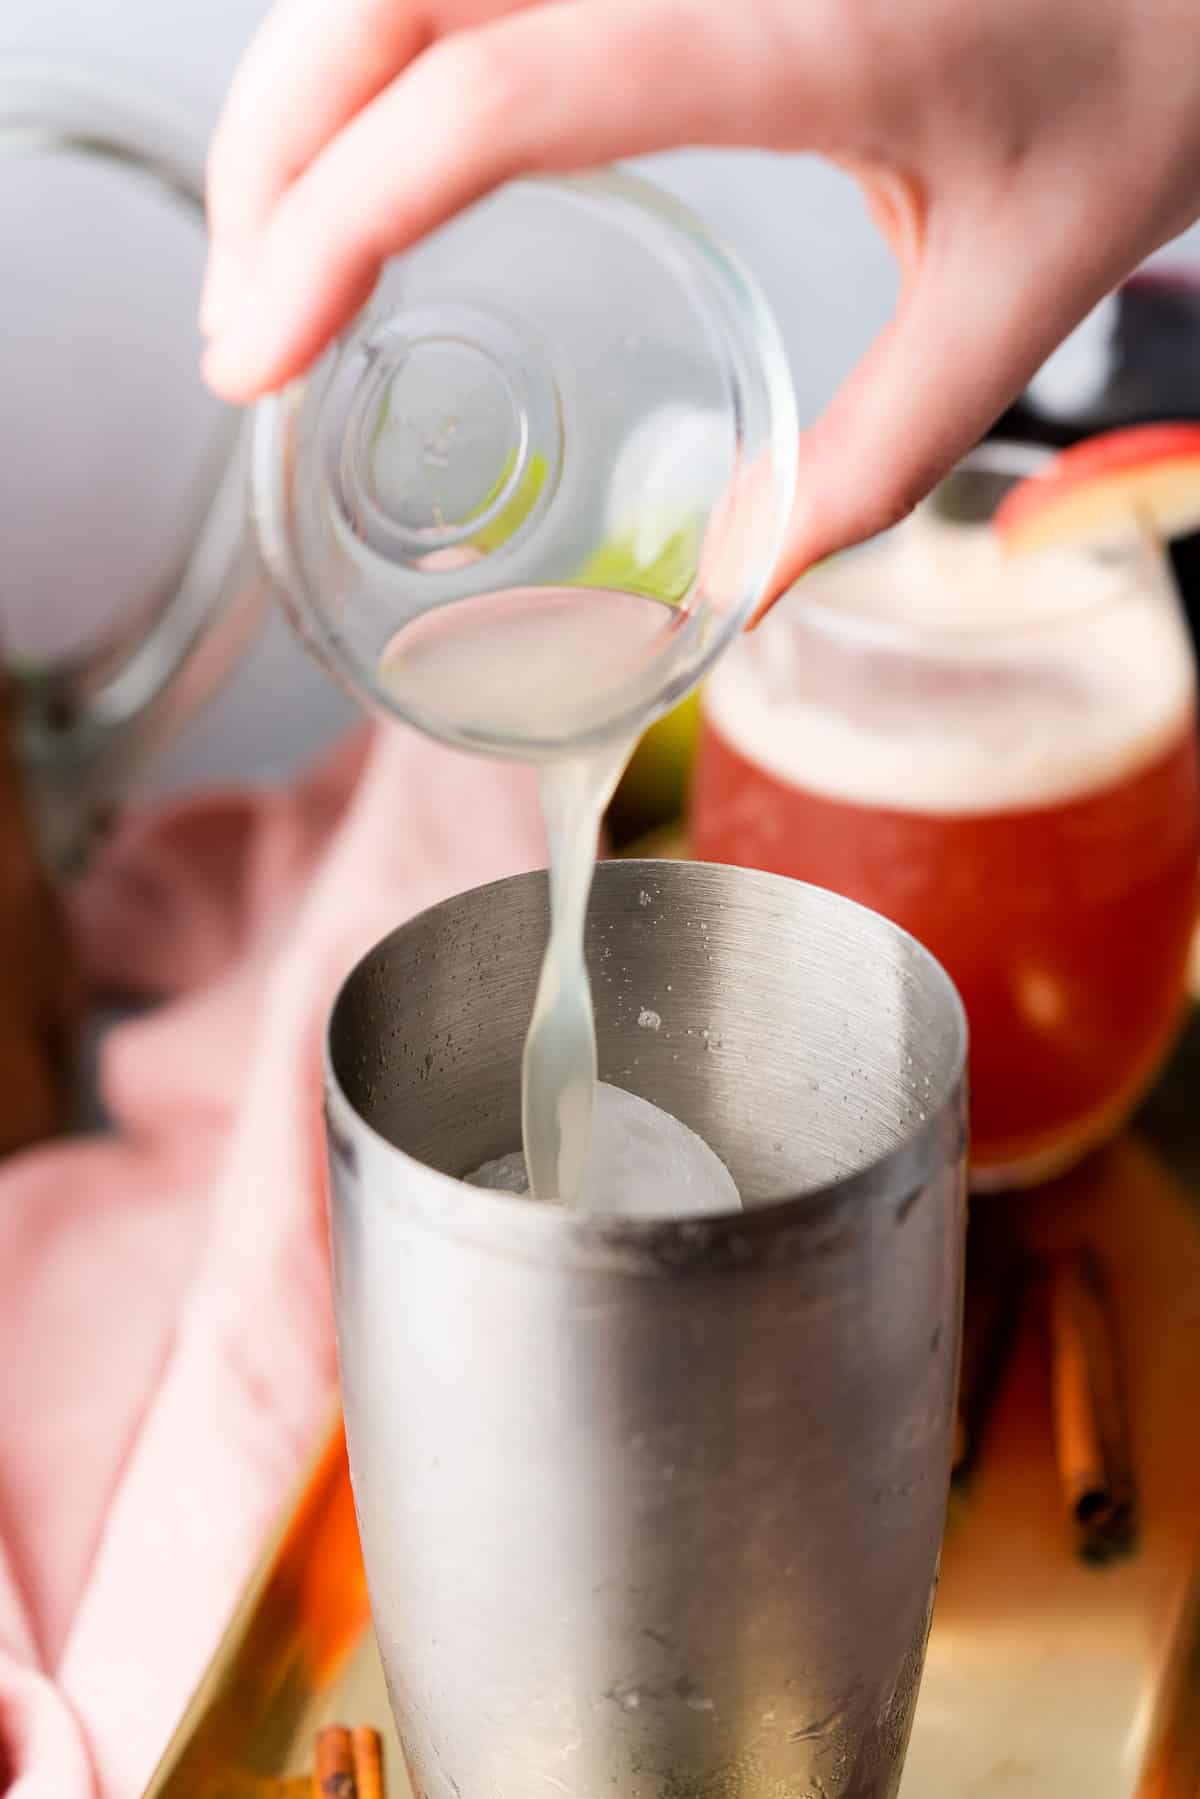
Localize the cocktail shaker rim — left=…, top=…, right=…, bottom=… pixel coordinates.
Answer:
left=325, top=858, right=968, bottom=1276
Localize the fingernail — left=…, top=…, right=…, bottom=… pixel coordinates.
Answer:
left=199, top=246, right=241, bottom=338
left=202, top=286, right=277, bottom=397
left=747, top=565, right=794, bottom=630
left=747, top=559, right=806, bottom=631
left=747, top=489, right=817, bottom=627
left=203, top=329, right=264, bottom=398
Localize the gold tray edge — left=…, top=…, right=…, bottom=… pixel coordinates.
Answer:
left=142, top=1403, right=346, bottom=1799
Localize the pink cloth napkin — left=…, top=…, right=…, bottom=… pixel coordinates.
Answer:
left=0, top=725, right=546, bottom=1798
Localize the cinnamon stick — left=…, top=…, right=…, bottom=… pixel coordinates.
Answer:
left=314, top=1726, right=358, bottom=1799
left=351, top=1728, right=385, bottom=1799
left=1046, top=1251, right=1137, bottom=1564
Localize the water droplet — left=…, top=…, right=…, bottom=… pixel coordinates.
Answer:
left=638, top=1009, right=661, bottom=1031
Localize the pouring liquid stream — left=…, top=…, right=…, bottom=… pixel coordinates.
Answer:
left=523, top=737, right=633, bottom=1202
left=382, top=583, right=679, bottom=1205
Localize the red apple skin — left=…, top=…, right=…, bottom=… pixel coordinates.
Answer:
left=994, top=422, right=1200, bottom=551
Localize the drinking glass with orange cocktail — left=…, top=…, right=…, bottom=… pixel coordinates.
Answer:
left=692, top=432, right=1200, bottom=1188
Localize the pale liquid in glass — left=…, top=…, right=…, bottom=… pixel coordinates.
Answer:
left=382, top=584, right=698, bottom=1206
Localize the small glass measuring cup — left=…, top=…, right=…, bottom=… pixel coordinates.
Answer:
left=3, top=59, right=799, bottom=830
left=252, top=171, right=799, bottom=756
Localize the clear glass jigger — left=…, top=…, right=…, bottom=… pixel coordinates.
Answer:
left=252, top=173, right=799, bottom=757
left=2, top=59, right=798, bottom=863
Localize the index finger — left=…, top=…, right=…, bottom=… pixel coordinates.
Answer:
left=203, top=0, right=425, bottom=327
left=203, top=0, right=542, bottom=329
left=203, top=0, right=854, bottom=397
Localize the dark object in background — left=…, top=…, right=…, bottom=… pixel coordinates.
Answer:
left=988, top=272, right=1200, bottom=650
left=953, top=1212, right=1028, bottom=1485
left=0, top=678, right=81, bottom=1157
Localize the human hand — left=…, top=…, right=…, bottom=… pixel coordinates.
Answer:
left=202, top=0, right=1200, bottom=597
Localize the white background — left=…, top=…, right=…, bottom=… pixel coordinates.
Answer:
left=3, top=0, right=1198, bottom=794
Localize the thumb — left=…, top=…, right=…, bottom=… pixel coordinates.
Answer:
left=755, top=224, right=1105, bottom=620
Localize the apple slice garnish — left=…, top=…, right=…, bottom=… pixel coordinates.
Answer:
left=993, top=423, right=1200, bottom=554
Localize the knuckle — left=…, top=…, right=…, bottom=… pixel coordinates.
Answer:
left=423, top=29, right=529, bottom=131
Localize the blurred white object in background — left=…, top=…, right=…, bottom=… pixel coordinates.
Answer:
left=1026, top=295, right=1121, bottom=422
